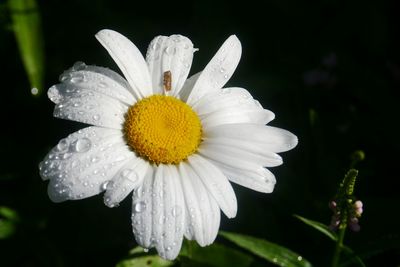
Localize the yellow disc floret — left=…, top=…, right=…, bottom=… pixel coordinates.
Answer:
left=124, top=95, right=202, bottom=164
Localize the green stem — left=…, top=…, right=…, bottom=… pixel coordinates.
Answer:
left=331, top=225, right=347, bottom=267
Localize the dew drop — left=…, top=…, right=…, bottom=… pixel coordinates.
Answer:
left=93, top=114, right=100, bottom=121
left=97, top=82, right=107, bottom=89
left=143, top=248, right=149, bottom=253
left=171, top=206, right=182, bottom=217
left=165, top=46, right=176, bottom=55
left=62, top=153, right=72, bottom=159
left=223, top=74, right=229, bottom=79
left=121, top=169, right=138, bottom=183
left=71, top=138, right=91, bottom=153
left=71, top=160, right=79, bottom=168
left=31, top=87, right=39, bottom=95
left=57, top=139, right=69, bottom=152
left=101, top=181, right=112, bottom=190
left=59, top=73, right=71, bottom=82
left=219, top=67, right=226, bottom=73
left=70, top=73, right=85, bottom=83
left=151, top=41, right=160, bottom=50
left=72, top=61, right=87, bottom=71
left=133, top=201, right=146, bottom=213
left=297, top=256, right=303, bottom=261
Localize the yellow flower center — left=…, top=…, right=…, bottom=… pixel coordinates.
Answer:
left=124, top=95, right=202, bottom=164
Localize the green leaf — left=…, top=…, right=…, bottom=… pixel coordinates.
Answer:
left=0, top=206, right=19, bottom=221
left=341, top=246, right=366, bottom=267
left=116, top=255, right=173, bottom=267
left=0, top=220, right=16, bottom=239
left=219, top=231, right=312, bottom=267
left=179, top=240, right=254, bottom=267
left=293, top=215, right=365, bottom=266
left=0, top=206, right=19, bottom=239
left=294, top=215, right=338, bottom=241
left=8, top=0, right=44, bottom=96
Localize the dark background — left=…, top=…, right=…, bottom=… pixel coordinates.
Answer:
left=1, top=0, right=399, bottom=266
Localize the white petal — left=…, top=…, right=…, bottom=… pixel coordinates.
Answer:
left=195, top=88, right=274, bottom=128
left=186, top=35, right=242, bottom=105
left=210, top=161, right=276, bottom=193
left=51, top=83, right=128, bottom=129
left=95, top=29, right=152, bottom=98
left=192, top=87, right=266, bottom=115
left=178, top=162, right=221, bottom=246
left=200, top=108, right=274, bottom=128
left=204, top=124, right=298, bottom=153
left=178, top=72, right=201, bottom=102
left=39, top=127, right=132, bottom=202
left=146, top=35, right=194, bottom=95
left=199, top=142, right=283, bottom=168
left=49, top=62, right=136, bottom=105
left=103, top=157, right=149, bottom=208
left=188, top=155, right=237, bottom=218
left=131, top=165, right=185, bottom=260
left=164, top=165, right=186, bottom=258
left=151, top=165, right=185, bottom=260
left=132, top=167, right=154, bottom=248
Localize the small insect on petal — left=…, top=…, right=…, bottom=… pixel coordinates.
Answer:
left=164, top=71, right=172, bottom=92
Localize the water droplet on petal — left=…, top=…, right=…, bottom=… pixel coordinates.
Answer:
left=98, top=82, right=107, bottom=88
left=62, top=153, right=72, bottom=159
left=151, top=41, right=160, bottom=50
left=71, top=138, right=91, bottom=153
left=70, top=73, right=85, bottom=83
left=72, top=61, right=87, bottom=71
left=121, top=169, right=138, bottom=183
left=165, top=46, right=176, bottom=55
left=57, top=139, right=69, bottom=152
left=93, top=114, right=100, bottom=121
left=59, top=73, right=71, bottom=82
left=101, top=181, right=111, bottom=190
left=133, top=201, right=146, bottom=213
left=171, top=206, right=182, bottom=217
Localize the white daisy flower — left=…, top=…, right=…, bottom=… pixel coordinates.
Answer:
left=39, top=30, right=298, bottom=260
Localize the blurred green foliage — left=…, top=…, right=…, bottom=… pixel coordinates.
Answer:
left=1, top=0, right=399, bottom=266
left=8, top=0, right=44, bottom=95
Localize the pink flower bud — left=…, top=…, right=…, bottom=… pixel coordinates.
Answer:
left=329, top=201, right=337, bottom=211
left=349, top=221, right=360, bottom=232
left=354, top=200, right=363, bottom=209
left=355, top=207, right=363, bottom=217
